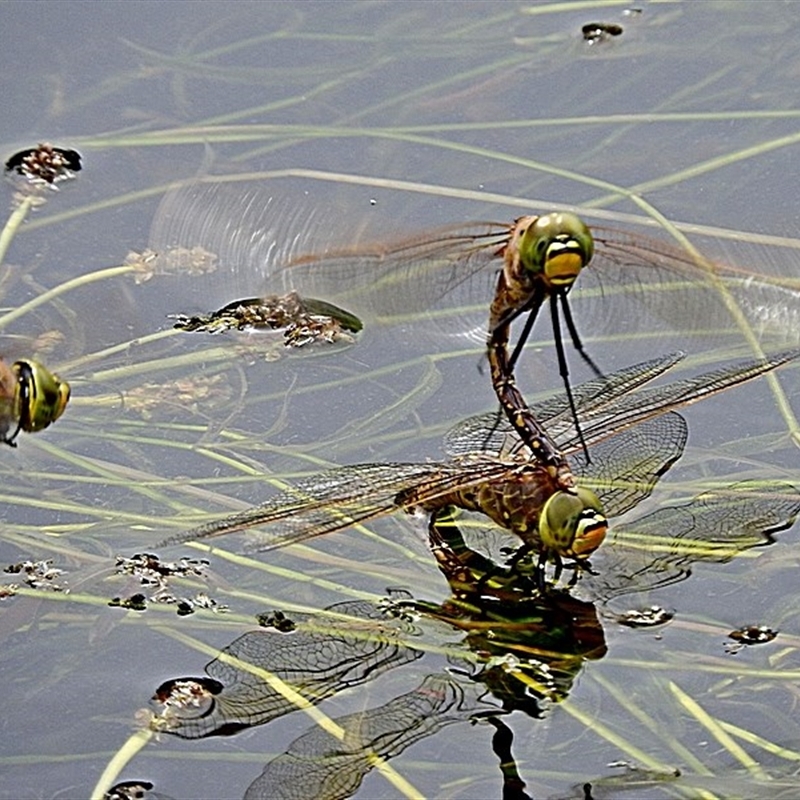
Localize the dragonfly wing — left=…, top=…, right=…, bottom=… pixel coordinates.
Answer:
left=584, top=227, right=800, bottom=348
left=571, top=412, right=688, bottom=519
left=278, top=223, right=506, bottom=320
left=443, top=353, right=685, bottom=457
left=562, top=348, right=800, bottom=454
left=579, top=480, right=800, bottom=603
left=158, top=460, right=510, bottom=551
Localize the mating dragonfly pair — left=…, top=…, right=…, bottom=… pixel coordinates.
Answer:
left=159, top=205, right=800, bottom=591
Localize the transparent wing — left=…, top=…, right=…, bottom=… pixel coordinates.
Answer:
left=444, top=352, right=684, bottom=457
left=157, top=459, right=511, bottom=550
left=244, top=675, right=471, bottom=800
left=152, top=600, right=421, bottom=739
left=150, top=182, right=800, bottom=344
left=570, top=412, right=688, bottom=519
left=445, top=349, right=800, bottom=457
left=579, top=481, right=800, bottom=603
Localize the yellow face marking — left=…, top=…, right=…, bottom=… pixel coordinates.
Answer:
left=545, top=250, right=584, bottom=287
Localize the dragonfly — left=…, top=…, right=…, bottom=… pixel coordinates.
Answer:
left=275, top=211, right=800, bottom=487
left=151, top=182, right=800, bottom=485
left=158, top=349, right=799, bottom=580
left=0, top=358, right=70, bottom=446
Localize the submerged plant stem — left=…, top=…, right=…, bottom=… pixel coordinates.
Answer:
left=0, top=194, right=37, bottom=270
left=0, top=264, right=134, bottom=331
left=89, top=727, right=153, bottom=800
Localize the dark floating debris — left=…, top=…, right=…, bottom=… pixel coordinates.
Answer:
left=104, top=780, right=165, bottom=800
left=725, top=624, right=778, bottom=653
left=256, top=609, right=298, bottom=632
left=614, top=605, right=675, bottom=628
left=4, top=143, right=82, bottom=186
left=111, top=553, right=227, bottom=616
left=109, top=593, right=148, bottom=612
left=171, top=290, right=362, bottom=348
left=4, top=559, right=67, bottom=591
left=115, top=552, right=210, bottom=581
left=582, top=22, right=624, bottom=44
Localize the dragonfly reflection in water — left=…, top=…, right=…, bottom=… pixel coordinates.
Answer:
left=159, top=349, right=799, bottom=583
left=152, top=182, right=800, bottom=485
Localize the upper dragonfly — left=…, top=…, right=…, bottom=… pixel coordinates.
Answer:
left=275, top=211, right=798, bottom=487
left=151, top=183, right=800, bottom=485
left=158, top=349, right=799, bottom=581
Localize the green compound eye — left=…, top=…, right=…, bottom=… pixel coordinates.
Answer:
left=539, top=487, right=607, bottom=560
left=517, top=212, right=594, bottom=288
left=13, top=360, right=71, bottom=432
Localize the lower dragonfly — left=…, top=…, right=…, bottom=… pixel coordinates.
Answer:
left=158, top=349, right=799, bottom=583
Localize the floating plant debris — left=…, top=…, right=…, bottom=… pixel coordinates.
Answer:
left=582, top=22, right=624, bottom=43
left=5, top=143, right=81, bottom=185
left=108, top=593, right=148, bottom=612
left=111, top=553, right=225, bottom=616
left=4, top=559, right=67, bottom=591
left=256, top=609, right=298, bottom=632
left=103, top=780, right=157, bottom=800
left=614, top=605, right=674, bottom=628
left=171, top=291, right=363, bottom=348
left=123, top=246, right=218, bottom=283
left=115, top=552, right=210, bottom=582
left=725, top=624, right=777, bottom=653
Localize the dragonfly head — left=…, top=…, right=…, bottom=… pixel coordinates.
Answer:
left=13, top=360, right=71, bottom=432
left=539, top=487, right=607, bottom=561
left=518, top=212, right=594, bottom=290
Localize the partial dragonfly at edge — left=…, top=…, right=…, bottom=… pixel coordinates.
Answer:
left=0, top=357, right=70, bottom=446
left=157, top=349, right=799, bottom=583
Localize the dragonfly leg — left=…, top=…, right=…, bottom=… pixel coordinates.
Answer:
left=560, top=291, right=604, bottom=379
left=551, top=293, right=590, bottom=463
left=535, top=549, right=562, bottom=592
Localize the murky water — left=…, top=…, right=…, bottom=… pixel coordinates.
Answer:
left=2, top=3, right=800, bottom=799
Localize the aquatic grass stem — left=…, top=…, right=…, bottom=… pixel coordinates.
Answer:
left=669, top=681, right=769, bottom=782
left=591, top=672, right=714, bottom=777
left=0, top=194, right=37, bottom=270
left=510, top=669, right=678, bottom=774
left=717, top=719, right=800, bottom=763
left=0, top=264, right=135, bottom=331
left=179, top=541, right=393, bottom=603
left=89, top=728, right=153, bottom=800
